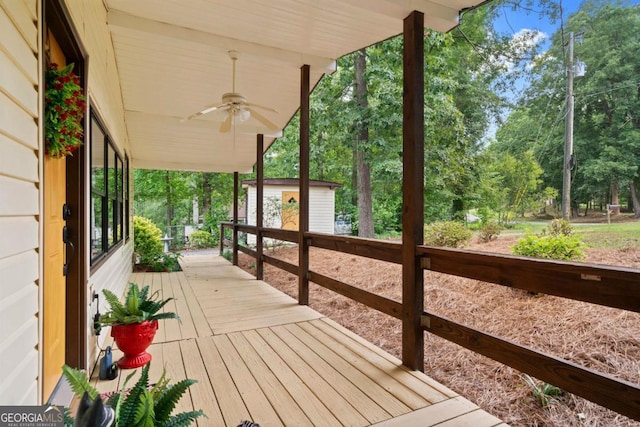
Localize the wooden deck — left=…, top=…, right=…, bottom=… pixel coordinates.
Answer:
left=91, top=255, right=507, bottom=427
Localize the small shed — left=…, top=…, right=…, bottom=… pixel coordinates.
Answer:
left=243, top=179, right=341, bottom=244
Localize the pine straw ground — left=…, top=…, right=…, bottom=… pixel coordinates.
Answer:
left=237, top=235, right=640, bottom=427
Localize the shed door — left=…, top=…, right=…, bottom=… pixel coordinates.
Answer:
left=281, top=191, right=299, bottom=230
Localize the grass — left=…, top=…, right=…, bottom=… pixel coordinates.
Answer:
left=577, top=222, right=640, bottom=249
left=477, top=218, right=640, bottom=250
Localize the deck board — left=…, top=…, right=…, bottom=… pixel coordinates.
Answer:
left=87, top=254, right=507, bottom=426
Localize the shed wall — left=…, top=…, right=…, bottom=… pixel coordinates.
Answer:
left=246, top=185, right=335, bottom=245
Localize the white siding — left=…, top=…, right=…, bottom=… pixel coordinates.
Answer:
left=65, top=0, right=129, bottom=154
left=246, top=184, right=336, bottom=245
left=63, top=1, right=133, bottom=369
left=0, top=1, right=39, bottom=405
left=87, top=242, right=134, bottom=368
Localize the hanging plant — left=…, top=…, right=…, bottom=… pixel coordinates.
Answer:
left=44, top=63, right=86, bottom=158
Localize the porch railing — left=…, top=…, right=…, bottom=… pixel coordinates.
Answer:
left=219, top=221, right=640, bottom=422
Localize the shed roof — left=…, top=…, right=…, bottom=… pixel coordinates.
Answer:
left=105, top=0, right=490, bottom=173
left=242, top=178, right=342, bottom=189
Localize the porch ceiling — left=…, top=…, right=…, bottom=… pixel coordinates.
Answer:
left=105, top=0, right=487, bottom=173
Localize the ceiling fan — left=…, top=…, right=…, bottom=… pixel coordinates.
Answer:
left=181, top=50, right=279, bottom=133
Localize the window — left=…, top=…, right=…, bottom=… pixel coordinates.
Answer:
left=91, top=113, right=128, bottom=264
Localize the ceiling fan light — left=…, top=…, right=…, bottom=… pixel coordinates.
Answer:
left=236, top=108, right=251, bottom=122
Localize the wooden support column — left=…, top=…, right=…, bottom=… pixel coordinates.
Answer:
left=256, top=134, right=264, bottom=280
left=232, top=171, right=239, bottom=265
left=299, top=64, right=311, bottom=305
left=402, top=10, right=425, bottom=371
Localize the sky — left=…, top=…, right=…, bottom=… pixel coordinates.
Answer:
left=482, top=0, right=640, bottom=139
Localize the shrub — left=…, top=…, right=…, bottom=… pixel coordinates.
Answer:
left=545, top=218, right=573, bottom=236
left=478, top=221, right=502, bottom=243
left=189, top=230, right=215, bottom=249
left=133, top=216, right=181, bottom=271
left=513, top=233, right=585, bottom=261
left=513, top=219, right=585, bottom=262
left=133, top=216, right=163, bottom=266
left=148, top=252, right=182, bottom=272
left=424, top=221, right=472, bottom=248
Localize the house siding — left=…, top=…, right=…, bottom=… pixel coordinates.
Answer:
left=246, top=184, right=336, bottom=245
left=0, top=0, right=40, bottom=405
left=63, top=0, right=133, bottom=369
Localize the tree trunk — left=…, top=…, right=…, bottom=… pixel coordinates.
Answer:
left=355, top=48, right=374, bottom=238
left=317, top=133, right=324, bottom=180
left=165, top=171, right=173, bottom=237
left=201, top=172, right=212, bottom=221
left=611, top=181, right=621, bottom=215
left=630, top=181, right=640, bottom=218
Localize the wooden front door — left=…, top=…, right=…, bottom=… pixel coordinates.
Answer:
left=42, top=31, right=67, bottom=401
left=281, top=191, right=299, bottom=230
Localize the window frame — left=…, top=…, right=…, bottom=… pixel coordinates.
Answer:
left=90, top=112, right=128, bottom=265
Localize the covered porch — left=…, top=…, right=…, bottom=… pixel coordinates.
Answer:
left=91, top=255, right=506, bottom=426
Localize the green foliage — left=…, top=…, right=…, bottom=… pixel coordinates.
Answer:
left=513, top=233, right=585, bottom=261
left=62, top=363, right=204, bottom=427
left=61, top=365, right=99, bottom=401
left=134, top=216, right=164, bottom=265
left=513, top=219, right=585, bottom=261
left=544, top=218, right=573, bottom=237
left=148, top=252, right=182, bottom=273
left=98, top=282, right=179, bottom=326
left=424, top=221, right=472, bottom=248
left=222, top=250, right=232, bottom=262
left=188, top=230, right=215, bottom=249
left=522, top=374, right=563, bottom=408
left=478, top=221, right=503, bottom=243
left=134, top=216, right=181, bottom=272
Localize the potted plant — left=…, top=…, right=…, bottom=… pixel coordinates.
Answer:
left=62, top=363, right=205, bottom=426
left=97, top=283, right=179, bottom=369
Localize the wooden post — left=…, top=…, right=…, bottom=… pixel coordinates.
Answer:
left=402, top=10, right=425, bottom=371
left=232, top=171, right=239, bottom=266
left=256, top=134, right=264, bottom=280
left=299, top=64, right=310, bottom=305
left=219, top=222, right=224, bottom=254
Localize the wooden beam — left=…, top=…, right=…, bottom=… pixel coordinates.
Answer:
left=263, top=254, right=298, bottom=276
left=108, top=9, right=337, bottom=73
left=309, top=271, right=403, bottom=319
left=422, top=311, right=640, bottom=422
left=256, top=134, right=264, bottom=280
left=299, top=64, right=311, bottom=305
left=262, top=227, right=298, bottom=243
left=401, top=10, right=425, bottom=371
left=307, top=232, right=402, bottom=264
left=418, top=246, right=640, bottom=312
left=232, top=171, right=239, bottom=265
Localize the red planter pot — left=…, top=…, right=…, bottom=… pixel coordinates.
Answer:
left=111, top=320, right=158, bottom=369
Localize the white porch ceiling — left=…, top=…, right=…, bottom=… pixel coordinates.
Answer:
left=105, top=0, right=488, bottom=173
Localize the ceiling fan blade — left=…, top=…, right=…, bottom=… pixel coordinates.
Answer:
left=220, top=112, right=232, bottom=133
left=245, top=102, right=278, bottom=113
left=247, top=107, right=279, bottom=131
left=180, top=103, right=229, bottom=122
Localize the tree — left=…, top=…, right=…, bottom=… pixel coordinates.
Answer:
left=354, top=49, right=374, bottom=237
left=516, top=0, right=640, bottom=216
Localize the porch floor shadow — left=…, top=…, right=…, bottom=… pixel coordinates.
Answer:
left=91, top=255, right=507, bottom=427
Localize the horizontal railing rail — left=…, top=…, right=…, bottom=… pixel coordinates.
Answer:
left=421, top=311, right=640, bottom=419
left=417, top=245, right=640, bottom=312
left=219, top=221, right=640, bottom=421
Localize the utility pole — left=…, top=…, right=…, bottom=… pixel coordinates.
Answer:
left=562, top=32, right=574, bottom=221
